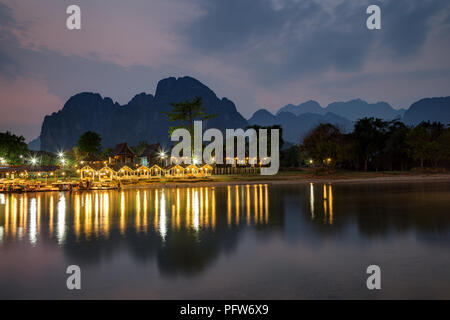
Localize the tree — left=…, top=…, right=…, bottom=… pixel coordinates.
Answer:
left=281, top=145, right=302, bottom=167
left=405, top=125, right=431, bottom=168
left=165, top=97, right=216, bottom=135
left=383, top=121, right=410, bottom=171
left=421, top=122, right=446, bottom=167
left=72, top=146, right=86, bottom=163
left=353, top=118, right=388, bottom=171
left=0, top=131, right=28, bottom=165
left=438, top=129, right=450, bottom=163
left=77, top=131, right=101, bottom=155
left=101, top=148, right=114, bottom=160
left=301, top=123, right=343, bottom=167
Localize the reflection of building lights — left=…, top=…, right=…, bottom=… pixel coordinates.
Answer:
left=29, top=198, right=37, bottom=245
left=193, top=190, right=199, bottom=231
left=310, top=183, right=314, bottom=219
left=159, top=191, right=167, bottom=240
left=57, top=194, right=66, bottom=244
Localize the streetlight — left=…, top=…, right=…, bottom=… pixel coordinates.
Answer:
left=30, top=157, right=38, bottom=166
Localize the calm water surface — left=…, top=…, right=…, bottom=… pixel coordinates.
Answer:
left=0, top=182, right=449, bottom=299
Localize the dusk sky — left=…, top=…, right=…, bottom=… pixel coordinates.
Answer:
left=1, top=0, right=450, bottom=141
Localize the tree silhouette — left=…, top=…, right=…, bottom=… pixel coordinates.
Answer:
left=78, top=131, right=102, bottom=155
left=164, top=97, right=216, bottom=136
left=0, top=131, right=28, bottom=165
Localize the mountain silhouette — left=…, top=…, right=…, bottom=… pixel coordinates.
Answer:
left=276, top=100, right=325, bottom=116
left=37, top=75, right=449, bottom=150
left=402, top=97, right=450, bottom=125
left=275, top=99, right=404, bottom=121
left=39, top=76, right=248, bottom=151
left=248, top=110, right=352, bottom=143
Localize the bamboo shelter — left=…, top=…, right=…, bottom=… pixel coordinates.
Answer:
left=99, top=166, right=117, bottom=181
left=165, top=164, right=185, bottom=178
left=75, top=163, right=215, bottom=183
left=116, top=165, right=135, bottom=180
left=78, top=166, right=97, bottom=181
left=136, top=165, right=151, bottom=180
left=184, top=164, right=199, bottom=177
left=200, top=164, right=213, bottom=177
left=150, top=164, right=163, bottom=178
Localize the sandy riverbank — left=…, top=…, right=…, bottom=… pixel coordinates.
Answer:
left=122, top=172, right=450, bottom=190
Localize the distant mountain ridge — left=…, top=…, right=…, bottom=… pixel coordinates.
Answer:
left=276, top=100, right=325, bottom=116
left=402, top=97, right=450, bottom=125
left=276, top=99, right=404, bottom=120
left=39, top=76, right=248, bottom=151
left=249, top=97, right=449, bottom=143
left=248, top=110, right=352, bottom=143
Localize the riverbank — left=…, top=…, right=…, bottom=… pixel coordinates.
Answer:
left=122, top=170, right=450, bottom=189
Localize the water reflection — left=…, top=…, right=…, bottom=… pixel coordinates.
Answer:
left=10, top=180, right=444, bottom=256
left=309, top=183, right=334, bottom=225
left=1, top=182, right=450, bottom=299
left=0, top=184, right=274, bottom=246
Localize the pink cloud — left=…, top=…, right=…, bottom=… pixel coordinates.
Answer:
left=0, top=76, right=62, bottom=140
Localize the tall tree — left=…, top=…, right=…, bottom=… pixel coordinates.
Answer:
left=77, top=131, right=102, bottom=155
left=301, top=123, right=343, bottom=167
left=165, top=97, right=216, bottom=135
left=405, top=125, right=431, bottom=168
left=281, top=145, right=302, bottom=167
left=383, top=121, right=410, bottom=171
left=353, top=118, right=388, bottom=171
left=438, top=129, right=450, bottom=163
left=0, top=131, right=28, bottom=165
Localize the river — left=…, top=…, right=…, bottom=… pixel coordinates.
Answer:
left=0, top=181, right=449, bottom=299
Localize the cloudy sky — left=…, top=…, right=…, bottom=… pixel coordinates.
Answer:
left=1, top=0, right=449, bottom=141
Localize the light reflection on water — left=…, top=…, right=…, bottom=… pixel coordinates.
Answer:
left=1, top=182, right=450, bottom=299
left=0, top=185, right=274, bottom=244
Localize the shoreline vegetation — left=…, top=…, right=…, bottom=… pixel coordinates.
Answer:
left=120, top=170, right=450, bottom=190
